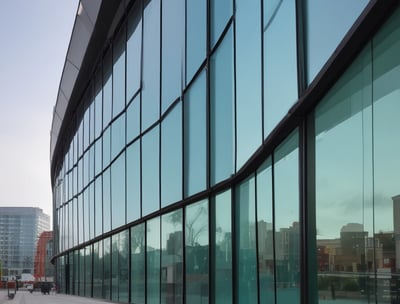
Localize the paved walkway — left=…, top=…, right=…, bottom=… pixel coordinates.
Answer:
left=0, top=289, right=115, bottom=304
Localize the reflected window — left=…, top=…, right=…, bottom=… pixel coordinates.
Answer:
left=236, top=0, right=262, bottom=169
left=274, top=130, right=300, bottom=304
left=264, top=0, right=298, bottom=138
left=127, top=1, right=142, bottom=101
left=306, top=0, right=368, bottom=83
left=162, top=0, right=184, bottom=112
left=186, top=200, right=209, bottom=303
left=161, top=103, right=182, bottom=207
left=142, top=126, right=160, bottom=216
left=210, top=26, right=234, bottom=185
left=162, top=210, right=183, bottom=304
left=142, top=0, right=160, bottom=131
left=184, top=70, right=207, bottom=197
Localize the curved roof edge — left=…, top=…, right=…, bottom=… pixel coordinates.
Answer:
left=50, top=0, right=102, bottom=163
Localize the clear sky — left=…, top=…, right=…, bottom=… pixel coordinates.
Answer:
left=0, top=0, right=79, bottom=222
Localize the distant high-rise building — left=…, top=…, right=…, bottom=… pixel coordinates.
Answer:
left=0, top=207, right=50, bottom=280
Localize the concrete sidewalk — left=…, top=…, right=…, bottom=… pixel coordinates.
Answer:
left=0, top=289, right=115, bottom=304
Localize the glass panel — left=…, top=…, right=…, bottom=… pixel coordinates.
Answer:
left=256, top=158, right=275, bottom=303
left=93, top=241, right=103, bottom=298
left=161, top=210, right=183, bottom=304
left=112, top=234, right=119, bottom=302
left=161, top=103, right=182, bottom=207
left=185, top=200, right=209, bottom=304
left=95, top=68, right=103, bottom=138
left=147, top=217, right=161, bottom=304
left=104, top=237, right=111, bottom=300
left=73, top=198, right=78, bottom=247
left=210, top=26, right=234, bottom=185
left=314, top=45, right=373, bottom=303
left=90, top=183, right=95, bottom=240
left=184, top=70, right=207, bottom=197
left=274, top=130, right=300, bottom=304
left=142, top=126, right=160, bottom=216
left=142, top=0, right=160, bottom=131
left=119, top=231, right=129, bottom=303
left=111, top=153, right=126, bottom=229
left=186, top=0, right=206, bottom=83
left=127, top=93, right=141, bottom=143
left=85, top=245, right=92, bottom=297
left=127, top=1, right=142, bottom=101
left=103, top=168, right=111, bottom=233
left=236, top=0, right=262, bottom=169
left=95, top=138, right=102, bottom=176
left=235, top=175, right=258, bottom=303
left=79, top=248, right=85, bottom=295
left=78, top=194, right=84, bottom=245
left=113, top=28, right=126, bottom=118
left=162, top=0, right=184, bottom=112
left=131, top=223, right=145, bottom=304
left=95, top=176, right=103, bottom=237
left=127, top=141, right=141, bottom=222
left=103, top=126, right=111, bottom=169
left=103, top=49, right=113, bottom=128
left=212, top=190, right=232, bottom=304
left=83, top=188, right=89, bottom=242
left=83, top=151, right=89, bottom=187
left=111, top=113, right=126, bottom=160
left=210, top=0, right=232, bottom=47
left=84, top=108, right=90, bottom=151
left=264, top=0, right=298, bottom=138
left=306, top=0, right=369, bottom=83
left=373, top=10, right=400, bottom=303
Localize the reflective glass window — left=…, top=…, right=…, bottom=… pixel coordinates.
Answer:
left=185, top=199, right=209, bottom=304
left=103, top=237, right=111, bottom=299
left=264, top=0, right=298, bottom=138
left=161, top=210, right=183, bottom=304
left=95, top=176, right=103, bottom=237
left=83, top=151, right=89, bottom=187
left=112, top=235, right=119, bottom=301
left=161, top=103, right=182, bottom=207
left=306, top=0, right=369, bottom=83
left=184, top=70, right=206, bottom=197
left=256, top=158, right=275, bottom=303
left=142, top=0, right=160, bottom=131
left=161, top=0, right=184, bottom=112
left=373, top=10, right=400, bottom=301
left=84, top=245, right=92, bottom=297
left=212, top=190, right=232, bottom=304
left=111, top=153, right=126, bottom=229
left=103, top=168, right=111, bottom=233
left=274, top=130, right=300, bottom=304
left=120, top=231, right=129, bottom=302
left=103, top=50, right=113, bottom=128
left=83, top=189, right=89, bottom=243
left=147, top=217, right=161, bottom=304
left=89, top=183, right=95, bottom=240
left=73, top=198, right=78, bottom=247
left=79, top=248, right=85, bottom=295
left=90, top=102, right=95, bottom=145
left=95, top=138, right=102, bottom=176
left=131, top=223, right=145, bottom=304
left=89, top=145, right=94, bottom=183
left=127, top=1, right=142, bottom=101
left=78, top=121, right=83, bottom=157
left=111, top=113, right=126, bottom=160
left=186, top=0, right=206, bottom=83
left=78, top=158, right=83, bottom=192
left=93, top=241, right=103, bottom=298
left=142, top=126, right=160, bottom=216
left=236, top=0, right=262, bottom=169
left=314, top=45, right=373, bottom=303
left=84, top=108, right=90, bottom=151
left=113, top=28, right=126, bottom=118
left=127, top=93, right=141, bottom=143
left=210, top=27, right=234, bottom=185
left=127, top=141, right=141, bottom=222
left=95, top=68, right=103, bottom=138
left=103, top=127, right=111, bottom=169
left=235, top=175, right=258, bottom=303
left=78, top=194, right=84, bottom=245
left=210, top=0, right=232, bottom=47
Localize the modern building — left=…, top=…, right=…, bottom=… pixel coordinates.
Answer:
left=34, top=231, right=54, bottom=281
left=0, top=207, right=50, bottom=280
left=50, top=0, right=400, bottom=303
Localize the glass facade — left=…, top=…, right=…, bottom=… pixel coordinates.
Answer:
left=51, top=1, right=400, bottom=304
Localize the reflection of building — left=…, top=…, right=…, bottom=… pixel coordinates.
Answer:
left=34, top=231, right=54, bottom=281
left=0, top=207, right=50, bottom=280
left=393, top=195, right=400, bottom=270
left=50, top=1, right=400, bottom=303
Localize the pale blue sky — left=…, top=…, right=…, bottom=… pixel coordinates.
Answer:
left=0, top=0, right=78, bottom=221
